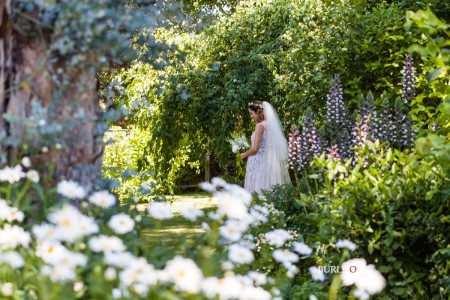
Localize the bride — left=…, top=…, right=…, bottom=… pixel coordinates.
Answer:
left=239, top=100, right=291, bottom=195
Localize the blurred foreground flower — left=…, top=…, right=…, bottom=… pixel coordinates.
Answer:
left=147, top=202, right=173, bottom=220
left=57, top=180, right=87, bottom=199
left=341, top=258, right=386, bottom=295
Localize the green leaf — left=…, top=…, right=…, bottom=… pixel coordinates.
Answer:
left=426, top=67, right=444, bottom=82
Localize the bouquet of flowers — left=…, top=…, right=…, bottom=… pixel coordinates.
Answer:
left=228, top=132, right=250, bottom=153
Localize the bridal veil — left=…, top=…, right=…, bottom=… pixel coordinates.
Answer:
left=262, top=101, right=291, bottom=187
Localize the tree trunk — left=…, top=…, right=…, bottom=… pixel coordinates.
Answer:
left=1, top=0, right=103, bottom=193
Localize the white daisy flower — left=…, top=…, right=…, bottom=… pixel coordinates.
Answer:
left=292, top=242, right=313, bottom=256
left=0, top=283, right=14, bottom=297
left=6, top=207, right=25, bottom=222
left=88, top=235, right=126, bottom=253
left=211, top=177, right=228, bottom=188
left=228, top=244, right=254, bottom=265
left=48, top=205, right=97, bottom=243
left=248, top=271, right=267, bottom=286
left=201, top=222, right=211, bottom=231
left=287, top=265, right=299, bottom=278
left=32, top=223, right=57, bottom=241
left=201, top=277, right=221, bottom=298
left=0, top=165, right=25, bottom=184
left=119, top=258, right=157, bottom=287
left=164, top=255, right=203, bottom=293
left=104, top=267, right=117, bottom=281
left=226, top=184, right=253, bottom=207
left=199, top=182, right=216, bottom=193
left=219, top=225, right=242, bottom=242
left=36, top=241, right=67, bottom=264
left=355, top=265, right=385, bottom=295
left=0, top=224, right=31, bottom=248
left=240, top=286, right=272, bottom=300
left=147, top=202, right=173, bottom=220
left=0, top=199, right=11, bottom=220
left=235, top=274, right=253, bottom=286
left=112, top=288, right=121, bottom=299
left=250, top=205, right=269, bottom=223
left=225, top=219, right=250, bottom=233
left=0, top=251, right=25, bottom=268
left=77, top=215, right=99, bottom=237
left=26, top=170, right=40, bottom=183
left=104, top=252, right=137, bottom=268
left=265, top=229, right=292, bottom=247
left=215, top=191, right=250, bottom=220
left=57, top=180, right=86, bottom=199
left=341, top=258, right=386, bottom=295
left=341, top=258, right=368, bottom=286
left=0, top=200, right=24, bottom=223
left=336, top=239, right=357, bottom=251
left=239, top=234, right=256, bottom=250
left=21, top=157, right=31, bottom=168
left=88, top=190, right=116, bottom=208
left=273, top=249, right=299, bottom=267
left=133, top=283, right=149, bottom=296
left=308, top=266, right=325, bottom=281
left=207, top=211, right=221, bottom=220
left=73, top=281, right=84, bottom=292
left=179, top=204, right=204, bottom=221
left=108, top=213, right=135, bottom=234
left=353, top=289, right=370, bottom=300
left=214, top=276, right=243, bottom=299
left=55, top=251, right=88, bottom=269
left=41, top=265, right=76, bottom=282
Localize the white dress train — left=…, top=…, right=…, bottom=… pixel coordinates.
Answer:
left=244, top=128, right=291, bottom=195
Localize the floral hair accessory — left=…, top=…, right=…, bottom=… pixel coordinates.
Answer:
left=249, top=102, right=264, bottom=109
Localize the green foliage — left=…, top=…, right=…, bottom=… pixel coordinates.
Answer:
left=406, top=8, right=450, bottom=131
left=267, top=8, right=450, bottom=299
left=304, top=142, right=450, bottom=298
left=102, top=127, right=156, bottom=202
left=113, top=0, right=438, bottom=192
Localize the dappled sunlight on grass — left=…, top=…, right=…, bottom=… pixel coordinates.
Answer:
left=138, top=192, right=216, bottom=251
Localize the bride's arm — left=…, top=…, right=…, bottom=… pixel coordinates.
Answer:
left=240, top=123, right=264, bottom=159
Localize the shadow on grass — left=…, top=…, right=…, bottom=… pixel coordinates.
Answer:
left=138, top=192, right=216, bottom=255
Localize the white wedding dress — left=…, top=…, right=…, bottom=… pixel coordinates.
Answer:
left=244, top=102, right=291, bottom=196
left=244, top=130, right=268, bottom=195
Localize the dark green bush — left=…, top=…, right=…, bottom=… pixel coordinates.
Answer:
left=305, top=142, right=450, bottom=298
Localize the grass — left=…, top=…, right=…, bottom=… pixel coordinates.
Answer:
left=137, top=192, right=216, bottom=251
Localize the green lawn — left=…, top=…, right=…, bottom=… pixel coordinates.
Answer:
left=137, top=192, right=216, bottom=250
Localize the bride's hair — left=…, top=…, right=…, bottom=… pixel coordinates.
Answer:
left=248, top=100, right=265, bottom=123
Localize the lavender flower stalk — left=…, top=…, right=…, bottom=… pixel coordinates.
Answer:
left=288, top=128, right=300, bottom=170
left=398, top=54, right=417, bottom=149
left=326, top=75, right=352, bottom=138
left=296, top=114, right=325, bottom=171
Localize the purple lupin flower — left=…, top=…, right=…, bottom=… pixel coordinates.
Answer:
left=398, top=54, right=417, bottom=149
left=375, top=99, right=395, bottom=144
left=402, top=54, right=416, bottom=105
left=327, top=144, right=343, bottom=161
left=296, top=114, right=325, bottom=171
left=288, top=128, right=300, bottom=170
left=326, top=75, right=352, bottom=139
left=351, top=115, right=371, bottom=167
left=352, top=92, right=376, bottom=149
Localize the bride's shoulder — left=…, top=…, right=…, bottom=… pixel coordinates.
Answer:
left=255, top=121, right=266, bottom=131
left=258, top=121, right=267, bottom=128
